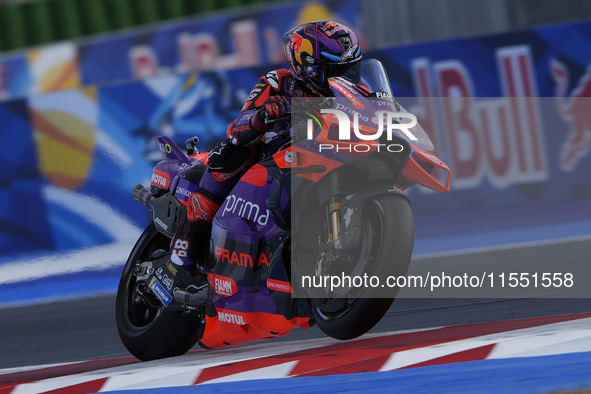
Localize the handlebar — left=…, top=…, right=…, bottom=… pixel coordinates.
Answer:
left=264, top=114, right=290, bottom=125
left=263, top=97, right=336, bottom=124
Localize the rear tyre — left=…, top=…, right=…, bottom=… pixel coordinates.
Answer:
left=116, top=223, right=202, bottom=361
left=310, top=195, right=414, bottom=340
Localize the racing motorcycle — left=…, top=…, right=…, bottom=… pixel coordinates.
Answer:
left=116, top=59, right=451, bottom=361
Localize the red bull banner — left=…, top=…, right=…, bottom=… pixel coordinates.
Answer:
left=369, top=21, right=591, bottom=224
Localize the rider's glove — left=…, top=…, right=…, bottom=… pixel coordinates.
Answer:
left=251, top=96, right=291, bottom=133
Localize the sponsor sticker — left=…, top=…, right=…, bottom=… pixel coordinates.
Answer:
left=267, top=278, right=293, bottom=293
left=208, top=273, right=238, bottom=297
left=221, top=195, right=270, bottom=225
left=148, top=277, right=172, bottom=306
left=165, top=261, right=178, bottom=276
left=151, top=169, right=170, bottom=188
left=217, top=311, right=246, bottom=325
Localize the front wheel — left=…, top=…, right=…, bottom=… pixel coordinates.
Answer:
left=310, top=194, right=414, bottom=340
left=115, top=223, right=203, bottom=361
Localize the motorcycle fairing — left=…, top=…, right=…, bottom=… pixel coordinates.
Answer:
left=402, top=146, right=451, bottom=193
left=173, top=177, right=200, bottom=205
left=200, top=151, right=311, bottom=348
left=154, top=136, right=192, bottom=163
left=151, top=136, right=205, bottom=194
left=291, top=81, right=450, bottom=193
left=147, top=136, right=314, bottom=348
left=200, top=311, right=310, bottom=348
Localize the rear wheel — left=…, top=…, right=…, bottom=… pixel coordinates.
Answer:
left=305, top=195, right=414, bottom=340
left=115, top=223, right=202, bottom=361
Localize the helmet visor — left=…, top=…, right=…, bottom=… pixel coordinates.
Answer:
left=310, top=59, right=361, bottom=88
left=332, top=60, right=362, bottom=85
left=324, top=61, right=358, bottom=80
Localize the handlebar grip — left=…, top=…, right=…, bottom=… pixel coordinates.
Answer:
left=132, top=184, right=153, bottom=208
left=264, top=97, right=334, bottom=124
left=265, top=114, right=291, bottom=124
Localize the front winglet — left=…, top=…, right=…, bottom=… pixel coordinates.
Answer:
left=403, top=147, right=451, bottom=194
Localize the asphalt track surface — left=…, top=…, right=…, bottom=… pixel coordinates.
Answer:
left=0, top=240, right=589, bottom=370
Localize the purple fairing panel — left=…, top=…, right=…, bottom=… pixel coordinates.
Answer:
left=210, top=175, right=283, bottom=262
left=212, top=215, right=262, bottom=245
left=154, top=135, right=191, bottom=163
left=209, top=219, right=265, bottom=288
left=152, top=135, right=207, bottom=192
left=213, top=173, right=279, bottom=239
left=208, top=171, right=287, bottom=314
left=152, top=157, right=203, bottom=191
left=209, top=218, right=280, bottom=314
left=174, top=177, right=200, bottom=204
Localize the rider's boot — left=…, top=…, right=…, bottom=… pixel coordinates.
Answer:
left=169, top=191, right=221, bottom=308
left=170, top=190, right=221, bottom=269
left=170, top=220, right=213, bottom=273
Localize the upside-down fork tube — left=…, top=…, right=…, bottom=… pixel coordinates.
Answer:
left=328, top=196, right=342, bottom=246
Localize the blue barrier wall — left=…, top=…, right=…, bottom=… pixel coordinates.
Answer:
left=0, top=15, right=590, bottom=303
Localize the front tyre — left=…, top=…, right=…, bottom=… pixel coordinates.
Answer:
left=311, top=195, right=414, bottom=340
left=116, top=223, right=202, bottom=361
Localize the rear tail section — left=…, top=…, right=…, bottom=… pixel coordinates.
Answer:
left=155, top=136, right=191, bottom=163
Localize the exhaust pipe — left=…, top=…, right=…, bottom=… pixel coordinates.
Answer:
left=174, top=285, right=209, bottom=306
left=132, top=184, right=153, bottom=208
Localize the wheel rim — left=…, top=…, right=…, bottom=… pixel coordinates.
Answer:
left=121, top=229, right=170, bottom=331
left=125, top=273, right=162, bottom=329
left=314, top=200, right=386, bottom=318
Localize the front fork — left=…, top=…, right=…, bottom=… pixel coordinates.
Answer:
left=316, top=173, right=350, bottom=276
left=327, top=196, right=342, bottom=249
left=322, top=169, right=344, bottom=250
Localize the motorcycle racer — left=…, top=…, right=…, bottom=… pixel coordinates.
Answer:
left=168, top=20, right=363, bottom=286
